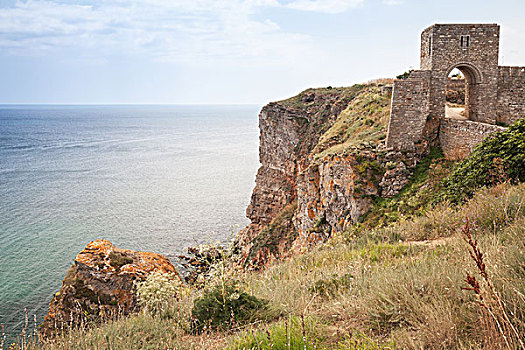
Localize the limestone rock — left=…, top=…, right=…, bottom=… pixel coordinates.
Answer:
left=295, top=154, right=379, bottom=247
left=235, top=87, right=387, bottom=268
left=40, top=239, right=178, bottom=338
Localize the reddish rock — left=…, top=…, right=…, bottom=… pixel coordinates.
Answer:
left=40, top=239, right=178, bottom=338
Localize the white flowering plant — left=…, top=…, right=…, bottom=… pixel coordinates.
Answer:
left=134, top=272, right=189, bottom=319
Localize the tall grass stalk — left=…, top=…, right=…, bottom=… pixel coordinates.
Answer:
left=462, top=218, right=525, bottom=350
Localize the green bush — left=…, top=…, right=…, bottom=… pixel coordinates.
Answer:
left=441, top=117, right=525, bottom=203
left=190, top=281, right=269, bottom=333
left=396, top=70, right=413, bottom=80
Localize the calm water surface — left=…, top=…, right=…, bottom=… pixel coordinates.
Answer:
left=0, top=105, right=260, bottom=337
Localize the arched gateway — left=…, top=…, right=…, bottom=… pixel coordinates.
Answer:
left=446, top=62, right=483, bottom=121
left=386, top=24, right=525, bottom=158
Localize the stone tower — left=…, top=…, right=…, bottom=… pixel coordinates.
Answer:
left=421, top=24, right=499, bottom=124
left=386, top=23, right=524, bottom=158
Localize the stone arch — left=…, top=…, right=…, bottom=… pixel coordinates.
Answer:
left=446, top=62, right=483, bottom=84
left=445, top=62, right=483, bottom=121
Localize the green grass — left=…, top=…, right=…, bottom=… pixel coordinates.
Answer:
left=226, top=316, right=324, bottom=350
left=312, top=86, right=390, bottom=160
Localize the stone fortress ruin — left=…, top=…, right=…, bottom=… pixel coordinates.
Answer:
left=386, top=23, right=525, bottom=159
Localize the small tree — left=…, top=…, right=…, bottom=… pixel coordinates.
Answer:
left=396, top=70, right=413, bottom=80
left=190, top=281, right=268, bottom=333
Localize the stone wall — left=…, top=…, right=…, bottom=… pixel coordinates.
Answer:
left=386, top=70, right=431, bottom=150
left=497, top=66, right=525, bottom=125
left=440, top=118, right=506, bottom=159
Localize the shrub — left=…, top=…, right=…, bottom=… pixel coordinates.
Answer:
left=191, top=281, right=269, bottom=333
left=396, top=70, right=413, bottom=80
left=134, top=272, right=186, bottom=318
left=441, top=117, right=525, bottom=203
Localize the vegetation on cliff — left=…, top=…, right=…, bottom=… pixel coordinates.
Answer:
left=362, top=115, right=525, bottom=230
left=362, top=147, right=454, bottom=228
left=244, top=202, right=298, bottom=267
left=312, top=86, right=390, bottom=160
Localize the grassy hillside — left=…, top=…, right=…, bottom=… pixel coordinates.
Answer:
left=311, top=85, right=391, bottom=160
left=13, top=180, right=524, bottom=350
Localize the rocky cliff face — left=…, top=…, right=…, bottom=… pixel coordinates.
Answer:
left=40, top=240, right=178, bottom=338
left=294, top=152, right=380, bottom=243
left=235, top=83, right=417, bottom=268
left=235, top=87, right=362, bottom=266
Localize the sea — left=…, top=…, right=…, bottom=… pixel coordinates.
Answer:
left=0, top=104, right=260, bottom=339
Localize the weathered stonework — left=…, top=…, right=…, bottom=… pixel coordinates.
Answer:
left=439, top=119, right=506, bottom=159
left=498, top=66, right=525, bottom=125
left=387, top=23, right=523, bottom=158
left=387, top=70, right=431, bottom=150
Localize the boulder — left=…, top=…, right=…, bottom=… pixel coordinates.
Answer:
left=40, top=239, right=178, bottom=338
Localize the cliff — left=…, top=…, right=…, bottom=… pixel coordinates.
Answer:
left=40, top=239, right=178, bottom=338
left=235, top=83, right=424, bottom=268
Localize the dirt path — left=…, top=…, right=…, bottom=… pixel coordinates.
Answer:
left=445, top=104, right=467, bottom=120
left=404, top=237, right=453, bottom=248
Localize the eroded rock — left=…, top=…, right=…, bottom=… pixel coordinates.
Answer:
left=235, top=85, right=395, bottom=269
left=40, top=239, right=178, bottom=338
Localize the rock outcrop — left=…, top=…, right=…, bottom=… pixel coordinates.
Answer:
left=235, top=84, right=417, bottom=269
left=294, top=152, right=381, bottom=243
left=235, top=87, right=364, bottom=267
left=40, top=239, right=178, bottom=338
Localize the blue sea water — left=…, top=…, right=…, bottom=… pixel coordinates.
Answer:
left=0, top=104, right=260, bottom=338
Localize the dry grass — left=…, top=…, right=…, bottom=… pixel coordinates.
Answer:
left=376, top=181, right=525, bottom=242
left=312, top=86, right=390, bottom=160
left=241, top=182, right=525, bottom=349
left=6, top=183, right=525, bottom=349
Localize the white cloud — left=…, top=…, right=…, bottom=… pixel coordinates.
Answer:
left=0, top=0, right=332, bottom=63
left=382, top=0, right=404, bottom=5
left=283, top=0, right=364, bottom=13
left=0, top=0, right=367, bottom=66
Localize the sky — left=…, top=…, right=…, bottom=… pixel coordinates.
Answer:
left=1, top=0, right=525, bottom=104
